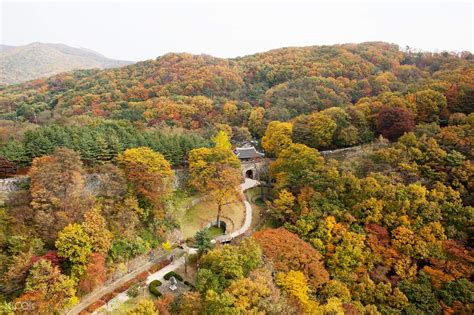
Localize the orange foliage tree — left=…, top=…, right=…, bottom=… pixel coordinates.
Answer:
left=78, top=253, right=107, bottom=295
left=253, top=228, right=329, bottom=289
left=29, top=147, right=91, bottom=243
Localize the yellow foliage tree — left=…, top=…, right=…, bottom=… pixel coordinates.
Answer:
left=317, top=298, right=346, bottom=315
left=212, top=130, right=232, bottom=151
left=272, top=189, right=296, bottom=221
left=55, top=223, right=93, bottom=279
left=161, top=240, right=172, bottom=252
left=248, top=107, right=265, bottom=137
left=188, top=134, right=242, bottom=227
left=261, top=121, right=293, bottom=157
left=225, top=278, right=270, bottom=313
left=82, top=206, right=112, bottom=254
left=127, top=299, right=157, bottom=315
left=292, top=113, right=337, bottom=150
left=276, top=270, right=319, bottom=314
left=117, top=147, right=174, bottom=216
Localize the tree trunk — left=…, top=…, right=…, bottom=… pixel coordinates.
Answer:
left=184, top=253, right=188, bottom=274
left=217, top=203, right=222, bottom=228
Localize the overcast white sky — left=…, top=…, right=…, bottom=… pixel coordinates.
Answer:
left=1, top=1, right=472, bottom=61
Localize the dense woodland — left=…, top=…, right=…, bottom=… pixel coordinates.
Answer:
left=0, top=42, right=473, bottom=314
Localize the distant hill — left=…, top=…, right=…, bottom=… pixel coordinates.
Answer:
left=0, top=42, right=132, bottom=85
left=0, top=45, right=15, bottom=53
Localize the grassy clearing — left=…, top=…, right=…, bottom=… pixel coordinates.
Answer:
left=179, top=194, right=245, bottom=239
left=244, top=186, right=283, bottom=231
left=169, top=189, right=200, bottom=220
left=108, top=298, right=140, bottom=314
left=98, top=292, right=153, bottom=314
left=208, top=226, right=225, bottom=237
left=245, top=186, right=271, bottom=203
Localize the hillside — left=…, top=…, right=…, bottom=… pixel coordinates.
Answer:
left=0, top=45, right=15, bottom=53
left=0, top=42, right=132, bottom=85
left=1, top=42, right=472, bottom=123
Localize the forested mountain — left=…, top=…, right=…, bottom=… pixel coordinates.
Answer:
left=0, top=42, right=132, bottom=85
left=1, top=42, right=472, bottom=123
left=0, top=45, right=15, bottom=53
left=1, top=42, right=472, bottom=167
left=0, top=42, right=473, bottom=314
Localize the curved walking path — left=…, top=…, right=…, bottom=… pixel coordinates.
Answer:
left=215, top=178, right=259, bottom=242
left=81, top=178, right=259, bottom=314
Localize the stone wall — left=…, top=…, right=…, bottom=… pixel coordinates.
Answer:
left=0, top=176, right=29, bottom=192
left=320, top=142, right=387, bottom=160
left=173, top=168, right=188, bottom=189
left=241, top=160, right=269, bottom=180
left=0, top=169, right=190, bottom=196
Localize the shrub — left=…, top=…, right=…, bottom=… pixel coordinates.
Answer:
left=85, top=300, right=105, bottom=313
left=149, top=260, right=170, bottom=273
left=188, top=253, right=199, bottom=265
left=185, top=237, right=197, bottom=248
left=184, top=280, right=196, bottom=291
left=110, top=238, right=150, bottom=263
left=115, top=279, right=137, bottom=294
left=164, top=271, right=183, bottom=281
left=137, top=271, right=150, bottom=281
left=149, top=280, right=162, bottom=297
left=127, top=283, right=140, bottom=298
left=100, top=292, right=118, bottom=303
left=140, top=229, right=160, bottom=248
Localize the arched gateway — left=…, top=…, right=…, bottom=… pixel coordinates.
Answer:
left=245, top=169, right=254, bottom=179
left=234, top=145, right=266, bottom=180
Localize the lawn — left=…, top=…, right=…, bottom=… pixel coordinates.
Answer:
left=169, top=189, right=200, bottom=220
left=207, top=225, right=225, bottom=237
left=179, top=194, right=245, bottom=239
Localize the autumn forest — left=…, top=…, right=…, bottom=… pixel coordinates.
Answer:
left=0, top=42, right=473, bottom=314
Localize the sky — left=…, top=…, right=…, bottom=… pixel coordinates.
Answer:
left=1, top=1, right=472, bottom=62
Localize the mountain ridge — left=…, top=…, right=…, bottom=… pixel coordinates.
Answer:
left=0, top=42, right=132, bottom=85
left=0, top=41, right=471, bottom=126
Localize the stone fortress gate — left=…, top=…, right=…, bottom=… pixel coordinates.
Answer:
left=234, top=145, right=267, bottom=180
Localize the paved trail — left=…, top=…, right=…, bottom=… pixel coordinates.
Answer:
left=84, top=178, right=259, bottom=314
left=216, top=178, right=259, bottom=242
